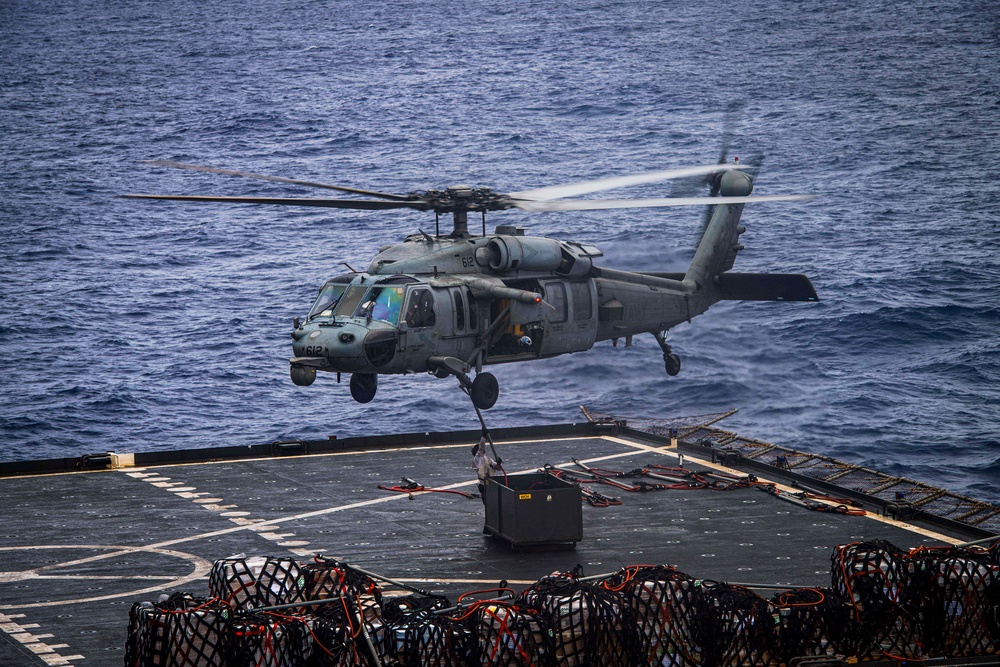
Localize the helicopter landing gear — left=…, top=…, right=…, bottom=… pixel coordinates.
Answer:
left=427, top=356, right=500, bottom=410
left=665, top=354, right=681, bottom=376
left=350, top=373, right=378, bottom=403
left=654, top=332, right=681, bottom=377
left=470, top=372, right=499, bottom=410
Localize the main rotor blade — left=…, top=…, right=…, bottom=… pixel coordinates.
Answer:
left=509, top=164, right=745, bottom=202
left=142, top=160, right=417, bottom=201
left=512, top=193, right=818, bottom=212
left=119, top=194, right=426, bottom=210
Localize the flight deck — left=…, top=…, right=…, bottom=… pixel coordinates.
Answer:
left=1, top=419, right=997, bottom=666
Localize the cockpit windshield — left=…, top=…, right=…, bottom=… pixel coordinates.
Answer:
left=333, top=285, right=370, bottom=318
left=354, top=285, right=405, bottom=325
left=307, top=273, right=358, bottom=321
left=308, top=283, right=347, bottom=320
left=306, top=275, right=411, bottom=325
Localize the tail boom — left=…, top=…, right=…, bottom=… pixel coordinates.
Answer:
left=683, top=169, right=753, bottom=290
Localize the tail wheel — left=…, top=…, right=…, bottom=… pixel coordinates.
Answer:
left=470, top=372, right=499, bottom=410
left=350, top=373, right=378, bottom=403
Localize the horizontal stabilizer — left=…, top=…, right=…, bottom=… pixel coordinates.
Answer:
left=641, top=272, right=819, bottom=302
left=716, top=273, right=819, bottom=301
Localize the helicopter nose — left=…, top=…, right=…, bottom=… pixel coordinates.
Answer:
left=324, top=323, right=370, bottom=372
left=292, top=323, right=395, bottom=373
left=292, top=326, right=331, bottom=359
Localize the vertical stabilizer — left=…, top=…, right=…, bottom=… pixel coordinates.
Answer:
left=683, top=170, right=753, bottom=290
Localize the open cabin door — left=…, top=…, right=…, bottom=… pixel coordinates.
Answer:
left=485, top=280, right=545, bottom=361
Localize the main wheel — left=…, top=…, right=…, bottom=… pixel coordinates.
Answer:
left=350, top=373, right=378, bottom=403
left=665, top=354, right=681, bottom=377
left=470, top=372, right=499, bottom=410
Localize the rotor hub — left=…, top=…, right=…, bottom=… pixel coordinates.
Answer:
left=419, top=186, right=513, bottom=214
left=446, top=184, right=473, bottom=198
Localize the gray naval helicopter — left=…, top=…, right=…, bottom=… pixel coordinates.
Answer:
left=124, top=160, right=818, bottom=410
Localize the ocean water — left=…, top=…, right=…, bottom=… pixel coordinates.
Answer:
left=1, top=0, right=998, bottom=504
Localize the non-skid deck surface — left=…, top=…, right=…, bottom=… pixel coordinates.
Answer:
left=0, top=432, right=963, bottom=666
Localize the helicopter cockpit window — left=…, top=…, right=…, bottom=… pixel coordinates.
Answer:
left=308, top=283, right=348, bottom=320
left=404, top=288, right=435, bottom=328
left=333, top=285, right=370, bottom=319
left=354, top=285, right=405, bottom=325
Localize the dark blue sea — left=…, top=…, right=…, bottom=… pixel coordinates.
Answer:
left=2, top=0, right=998, bottom=504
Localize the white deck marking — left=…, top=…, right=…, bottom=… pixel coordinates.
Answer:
left=0, top=614, right=83, bottom=666
left=0, top=545, right=212, bottom=610
left=125, top=468, right=318, bottom=557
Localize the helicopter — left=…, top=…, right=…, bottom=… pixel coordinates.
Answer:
left=123, top=159, right=818, bottom=410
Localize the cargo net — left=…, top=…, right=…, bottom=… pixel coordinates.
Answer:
left=304, top=557, right=385, bottom=623
left=125, top=545, right=1000, bottom=666
left=310, top=594, right=384, bottom=667
left=307, top=558, right=385, bottom=667
left=516, top=574, right=643, bottom=667
left=124, top=592, right=232, bottom=667
left=832, top=539, right=1000, bottom=660
left=769, top=587, right=857, bottom=664
left=693, top=583, right=776, bottom=667
left=208, top=556, right=306, bottom=611
left=230, top=613, right=312, bottom=666
left=457, top=598, right=551, bottom=667
left=598, top=565, right=700, bottom=665
left=381, top=606, right=472, bottom=667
